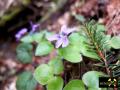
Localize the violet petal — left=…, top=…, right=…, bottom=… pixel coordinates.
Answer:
left=60, top=25, right=68, bottom=34
left=67, top=27, right=76, bottom=34
left=61, top=25, right=67, bottom=32
left=15, top=34, right=21, bottom=40
left=47, top=34, right=60, bottom=41
left=62, top=37, right=69, bottom=48
left=55, top=38, right=63, bottom=48
left=30, top=21, right=39, bottom=32
left=31, top=24, right=39, bottom=32
left=60, top=25, right=76, bottom=35
left=19, top=28, right=28, bottom=35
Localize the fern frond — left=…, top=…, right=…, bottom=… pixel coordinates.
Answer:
left=80, top=20, right=111, bottom=74
left=81, top=20, right=110, bottom=60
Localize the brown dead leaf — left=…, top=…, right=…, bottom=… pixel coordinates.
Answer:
left=106, top=0, right=120, bottom=35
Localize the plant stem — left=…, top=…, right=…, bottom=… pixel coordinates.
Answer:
left=94, top=39, right=110, bottom=75
left=98, top=51, right=110, bottom=75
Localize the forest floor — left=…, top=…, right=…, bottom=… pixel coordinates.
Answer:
left=0, top=0, right=120, bottom=90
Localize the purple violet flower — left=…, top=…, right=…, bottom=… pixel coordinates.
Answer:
left=15, top=28, right=27, bottom=40
left=30, top=21, right=39, bottom=33
left=15, top=22, right=39, bottom=40
left=47, top=25, right=76, bottom=48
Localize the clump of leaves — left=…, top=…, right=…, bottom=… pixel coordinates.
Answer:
left=16, top=19, right=120, bottom=90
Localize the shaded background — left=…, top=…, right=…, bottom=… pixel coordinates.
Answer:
left=0, top=0, right=120, bottom=90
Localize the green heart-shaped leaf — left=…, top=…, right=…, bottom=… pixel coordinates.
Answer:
left=110, top=36, right=120, bottom=49
left=16, top=71, right=37, bottom=90
left=82, top=71, right=104, bottom=89
left=64, top=80, right=85, bottom=90
left=34, top=64, right=54, bottom=85
left=48, top=57, right=64, bottom=75
left=16, top=43, right=33, bottom=64
left=17, top=50, right=32, bottom=64
left=59, top=45, right=82, bottom=63
left=47, top=76, right=64, bottom=90
left=35, top=41, right=53, bottom=56
left=69, top=33, right=82, bottom=47
left=21, top=35, right=33, bottom=43
left=32, top=32, right=44, bottom=43
left=16, top=43, right=33, bottom=51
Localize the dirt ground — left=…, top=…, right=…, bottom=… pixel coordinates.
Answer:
left=0, top=0, right=120, bottom=90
